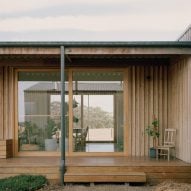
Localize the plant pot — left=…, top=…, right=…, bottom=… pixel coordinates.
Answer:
left=45, top=139, right=57, bottom=151
left=149, top=147, right=156, bottom=158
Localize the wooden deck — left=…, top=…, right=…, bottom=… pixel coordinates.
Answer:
left=0, top=156, right=191, bottom=184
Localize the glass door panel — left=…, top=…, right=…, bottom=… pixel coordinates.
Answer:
left=18, top=71, right=68, bottom=152
left=72, top=71, right=124, bottom=152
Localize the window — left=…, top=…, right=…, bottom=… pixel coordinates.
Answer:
left=72, top=71, right=124, bottom=152
left=18, top=71, right=68, bottom=152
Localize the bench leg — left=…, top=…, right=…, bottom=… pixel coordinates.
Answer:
left=156, top=148, right=159, bottom=160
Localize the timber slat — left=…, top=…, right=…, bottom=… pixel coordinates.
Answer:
left=168, top=57, right=191, bottom=163
left=0, top=156, right=190, bottom=184
left=65, top=172, right=146, bottom=183
left=0, top=167, right=59, bottom=174
left=66, top=166, right=191, bottom=173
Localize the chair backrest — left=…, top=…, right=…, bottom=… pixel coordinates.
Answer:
left=82, top=126, right=89, bottom=140
left=164, top=128, right=176, bottom=146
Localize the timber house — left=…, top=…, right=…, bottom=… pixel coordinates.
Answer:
left=0, top=40, right=191, bottom=184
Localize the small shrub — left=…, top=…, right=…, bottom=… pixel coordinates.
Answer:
left=0, top=175, right=47, bottom=191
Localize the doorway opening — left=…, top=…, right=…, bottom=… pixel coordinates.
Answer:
left=72, top=71, right=124, bottom=153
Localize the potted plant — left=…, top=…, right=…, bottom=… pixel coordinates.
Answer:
left=44, top=118, right=58, bottom=151
left=145, top=116, right=160, bottom=158
left=19, top=121, right=40, bottom=151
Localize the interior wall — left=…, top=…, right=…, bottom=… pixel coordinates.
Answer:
left=168, top=56, right=191, bottom=163
left=127, top=64, right=168, bottom=156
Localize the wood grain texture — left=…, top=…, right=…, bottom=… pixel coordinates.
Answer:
left=64, top=173, right=146, bottom=183
left=168, top=56, right=191, bottom=163
left=0, top=156, right=190, bottom=184
left=66, top=47, right=191, bottom=55
left=0, top=56, right=190, bottom=162
left=127, top=64, right=168, bottom=156
left=0, top=67, right=3, bottom=140
left=0, top=47, right=60, bottom=55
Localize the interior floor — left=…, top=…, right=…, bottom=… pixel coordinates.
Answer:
left=85, top=143, right=123, bottom=152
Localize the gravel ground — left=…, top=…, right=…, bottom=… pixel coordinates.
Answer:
left=154, top=181, right=191, bottom=191
left=38, top=181, right=191, bottom=191
left=38, top=183, right=153, bottom=191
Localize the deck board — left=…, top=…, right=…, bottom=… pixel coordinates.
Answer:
left=0, top=156, right=190, bottom=184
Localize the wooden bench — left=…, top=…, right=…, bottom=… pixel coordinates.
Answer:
left=0, top=139, right=13, bottom=159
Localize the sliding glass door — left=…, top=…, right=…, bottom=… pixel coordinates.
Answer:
left=17, top=71, right=68, bottom=152
left=72, top=71, right=124, bottom=152
left=17, top=69, right=125, bottom=155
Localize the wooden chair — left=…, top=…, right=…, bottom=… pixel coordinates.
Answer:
left=74, top=126, right=89, bottom=151
left=156, top=128, right=176, bottom=161
left=80, top=126, right=89, bottom=146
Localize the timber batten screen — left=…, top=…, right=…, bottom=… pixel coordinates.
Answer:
left=168, top=56, right=191, bottom=163
left=127, top=64, right=168, bottom=156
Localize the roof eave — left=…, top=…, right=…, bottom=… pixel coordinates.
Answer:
left=0, top=41, right=191, bottom=48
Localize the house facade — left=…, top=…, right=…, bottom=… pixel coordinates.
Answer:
left=0, top=42, right=190, bottom=165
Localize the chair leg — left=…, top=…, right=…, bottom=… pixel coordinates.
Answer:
left=167, top=148, right=170, bottom=161
left=174, top=148, right=176, bottom=160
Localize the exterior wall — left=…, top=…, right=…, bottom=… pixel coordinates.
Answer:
left=0, top=66, right=14, bottom=140
left=127, top=64, right=168, bottom=156
left=0, top=44, right=190, bottom=160
left=0, top=62, right=169, bottom=157
left=1, top=54, right=191, bottom=161
left=0, top=58, right=59, bottom=146
left=168, top=56, right=191, bottom=163
left=0, top=67, right=4, bottom=140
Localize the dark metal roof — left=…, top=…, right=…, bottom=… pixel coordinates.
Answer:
left=178, top=24, right=191, bottom=41
left=0, top=41, right=191, bottom=48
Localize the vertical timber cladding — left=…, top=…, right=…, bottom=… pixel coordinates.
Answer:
left=168, top=56, right=191, bottom=163
left=127, top=64, right=168, bottom=157
left=0, top=67, right=3, bottom=140
left=0, top=67, right=14, bottom=140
